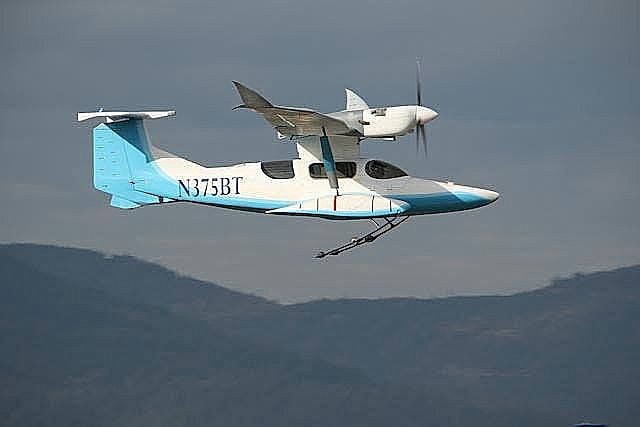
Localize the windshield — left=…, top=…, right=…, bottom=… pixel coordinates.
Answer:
left=365, top=160, right=407, bottom=179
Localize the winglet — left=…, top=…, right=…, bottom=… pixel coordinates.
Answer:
left=232, top=81, right=273, bottom=110
left=345, top=88, right=369, bottom=111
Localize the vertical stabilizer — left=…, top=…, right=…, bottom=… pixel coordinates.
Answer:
left=93, top=119, right=161, bottom=208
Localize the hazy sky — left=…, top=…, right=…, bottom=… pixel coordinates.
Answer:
left=1, top=0, right=638, bottom=302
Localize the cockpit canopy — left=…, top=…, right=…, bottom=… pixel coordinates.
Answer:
left=261, top=159, right=408, bottom=181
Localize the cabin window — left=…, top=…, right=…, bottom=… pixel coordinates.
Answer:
left=261, top=160, right=295, bottom=179
left=309, top=162, right=357, bottom=179
left=371, top=108, right=387, bottom=116
left=365, top=160, right=407, bottom=179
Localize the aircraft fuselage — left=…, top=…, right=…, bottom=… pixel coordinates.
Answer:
left=136, top=156, right=498, bottom=219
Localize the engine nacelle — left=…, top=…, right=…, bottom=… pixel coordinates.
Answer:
left=361, top=106, right=437, bottom=139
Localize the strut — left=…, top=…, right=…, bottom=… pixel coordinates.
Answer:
left=315, top=215, right=410, bottom=258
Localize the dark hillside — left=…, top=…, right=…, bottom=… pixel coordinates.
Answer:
left=221, top=266, right=640, bottom=425
left=1, top=249, right=533, bottom=427
left=0, top=243, right=277, bottom=320
left=2, top=244, right=636, bottom=425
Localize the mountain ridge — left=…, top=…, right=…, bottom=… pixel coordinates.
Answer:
left=4, top=242, right=637, bottom=303
left=1, top=243, right=637, bottom=425
left=2, top=249, right=520, bottom=427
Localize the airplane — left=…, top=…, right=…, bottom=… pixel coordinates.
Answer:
left=77, top=68, right=499, bottom=257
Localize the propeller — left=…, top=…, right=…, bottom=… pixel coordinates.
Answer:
left=414, top=59, right=438, bottom=157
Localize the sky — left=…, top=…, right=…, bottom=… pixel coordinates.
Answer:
left=1, top=0, right=638, bottom=302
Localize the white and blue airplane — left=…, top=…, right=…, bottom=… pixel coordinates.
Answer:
left=77, top=72, right=498, bottom=257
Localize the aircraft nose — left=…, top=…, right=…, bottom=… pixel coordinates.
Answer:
left=476, top=188, right=500, bottom=203
left=416, top=107, right=438, bottom=125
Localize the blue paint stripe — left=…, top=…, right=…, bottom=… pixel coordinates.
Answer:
left=199, top=196, right=292, bottom=211
left=390, top=191, right=493, bottom=214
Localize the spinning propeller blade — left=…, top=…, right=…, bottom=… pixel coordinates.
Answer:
left=415, top=124, right=427, bottom=157
left=416, top=59, right=427, bottom=157
left=413, top=59, right=438, bottom=158
left=416, top=60, right=422, bottom=107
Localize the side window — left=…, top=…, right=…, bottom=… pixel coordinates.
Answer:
left=309, top=163, right=324, bottom=178
left=337, top=162, right=357, bottom=178
left=309, top=162, right=357, bottom=179
left=261, top=160, right=295, bottom=179
left=365, top=160, right=407, bottom=179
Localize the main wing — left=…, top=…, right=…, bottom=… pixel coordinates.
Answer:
left=232, top=81, right=358, bottom=137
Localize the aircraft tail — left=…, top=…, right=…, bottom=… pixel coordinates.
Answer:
left=77, top=111, right=176, bottom=209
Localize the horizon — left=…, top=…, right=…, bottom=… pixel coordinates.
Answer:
left=3, top=242, right=637, bottom=303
